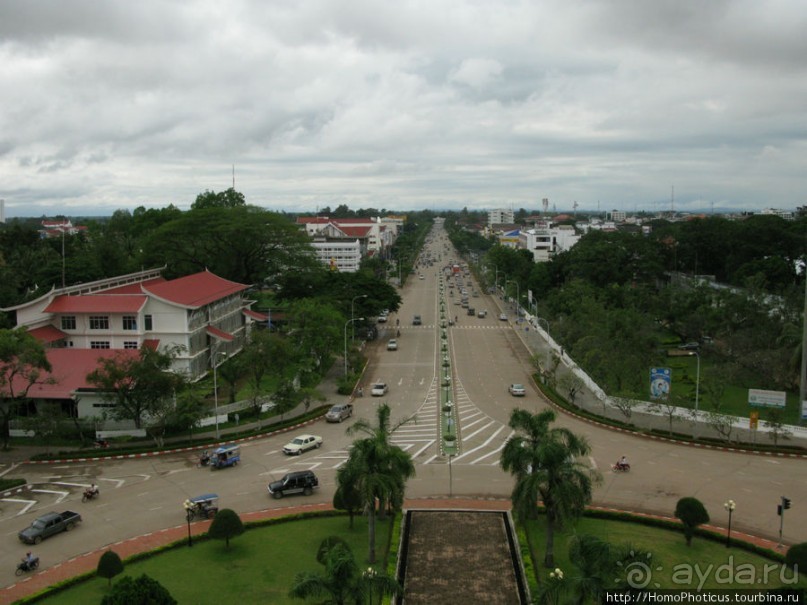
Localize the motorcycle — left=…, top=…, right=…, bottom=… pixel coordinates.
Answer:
left=612, top=462, right=631, bottom=473
left=82, top=488, right=100, bottom=502
left=16, top=557, right=40, bottom=576
left=198, top=451, right=211, bottom=467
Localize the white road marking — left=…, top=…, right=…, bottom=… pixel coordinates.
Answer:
left=31, top=489, right=70, bottom=504
left=53, top=481, right=91, bottom=488
left=100, top=478, right=126, bottom=488
left=2, top=498, right=37, bottom=515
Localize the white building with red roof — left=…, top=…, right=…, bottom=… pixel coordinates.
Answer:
left=2, top=267, right=266, bottom=420
left=295, top=216, right=396, bottom=271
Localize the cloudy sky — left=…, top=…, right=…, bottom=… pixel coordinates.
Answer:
left=1, top=0, right=805, bottom=218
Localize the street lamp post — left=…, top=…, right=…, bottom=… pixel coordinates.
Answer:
left=724, top=499, right=735, bottom=548
left=183, top=500, right=194, bottom=547
left=690, top=351, right=701, bottom=439
left=211, top=348, right=227, bottom=440
left=344, top=317, right=364, bottom=377
left=351, top=294, right=368, bottom=340
left=364, top=567, right=377, bottom=605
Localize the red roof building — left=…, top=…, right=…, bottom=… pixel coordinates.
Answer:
left=2, top=268, right=266, bottom=421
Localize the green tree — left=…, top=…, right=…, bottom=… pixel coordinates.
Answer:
left=96, top=550, right=124, bottom=588
left=143, top=205, right=318, bottom=285
left=191, top=187, right=246, bottom=209
left=334, top=463, right=364, bottom=529
left=241, top=330, right=298, bottom=425
left=0, top=328, right=52, bottom=450
left=344, top=403, right=415, bottom=563
left=287, top=299, right=343, bottom=377
left=87, top=347, right=185, bottom=431
left=100, top=574, right=177, bottom=605
left=784, top=542, right=807, bottom=572
left=500, top=408, right=598, bottom=568
left=207, top=508, right=244, bottom=549
left=289, top=540, right=401, bottom=605
left=674, top=497, right=710, bottom=546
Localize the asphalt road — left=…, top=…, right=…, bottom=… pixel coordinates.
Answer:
left=1, top=224, right=804, bottom=588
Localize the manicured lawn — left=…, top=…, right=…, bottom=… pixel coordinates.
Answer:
left=36, top=515, right=393, bottom=604
left=526, top=516, right=805, bottom=590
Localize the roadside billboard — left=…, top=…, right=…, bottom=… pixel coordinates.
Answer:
left=748, top=388, right=786, bottom=408
left=650, top=367, right=671, bottom=400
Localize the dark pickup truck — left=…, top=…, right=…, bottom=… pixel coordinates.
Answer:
left=19, top=511, right=82, bottom=544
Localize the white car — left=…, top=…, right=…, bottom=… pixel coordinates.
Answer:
left=508, top=383, right=526, bottom=397
left=371, top=382, right=389, bottom=396
left=387, top=339, right=398, bottom=351
left=499, top=313, right=507, bottom=321
left=283, top=434, right=323, bottom=455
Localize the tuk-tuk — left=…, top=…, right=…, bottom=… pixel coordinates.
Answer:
left=184, top=493, right=219, bottom=520
left=210, top=444, right=240, bottom=469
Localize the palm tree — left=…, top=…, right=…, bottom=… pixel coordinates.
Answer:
left=343, top=403, right=415, bottom=563
left=500, top=408, right=600, bottom=568
left=289, top=540, right=401, bottom=605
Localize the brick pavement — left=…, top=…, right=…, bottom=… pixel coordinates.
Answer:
left=2, top=498, right=785, bottom=604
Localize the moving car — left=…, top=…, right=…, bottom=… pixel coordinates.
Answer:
left=283, top=434, right=323, bottom=455
left=387, top=338, right=398, bottom=351
left=19, top=511, right=82, bottom=544
left=499, top=313, right=507, bottom=321
left=508, top=383, right=526, bottom=397
left=371, top=382, right=389, bottom=396
left=267, top=470, right=319, bottom=499
left=412, top=315, right=422, bottom=325
left=477, top=310, right=487, bottom=318
left=325, top=403, right=353, bottom=423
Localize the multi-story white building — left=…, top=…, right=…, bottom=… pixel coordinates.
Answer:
left=519, top=225, right=581, bottom=262
left=1, top=268, right=266, bottom=420
left=311, top=239, right=362, bottom=272
left=296, top=216, right=395, bottom=270
left=488, top=208, right=514, bottom=226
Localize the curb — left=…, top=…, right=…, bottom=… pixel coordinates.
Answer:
left=22, top=416, right=322, bottom=465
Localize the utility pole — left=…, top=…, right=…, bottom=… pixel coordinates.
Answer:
left=800, top=270, right=806, bottom=418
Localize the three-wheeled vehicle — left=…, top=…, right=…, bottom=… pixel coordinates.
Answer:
left=184, top=493, right=219, bottom=520
left=210, top=444, right=240, bottom=470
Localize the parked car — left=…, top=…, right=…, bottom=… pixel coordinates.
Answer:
left=387, top=339, right=398, bottom=351
left=678, top=342, right=700, bottom=350
left=412, top=315, right=422, bottom=325
left=267, top=470, right=319, bottom=499
left=377, top=314, right=388, bottom=323
left=508, top=383, right=526, bottom=397
left=283, top=434, right=323, bottom=455
left=371, top=382, right=389, bottom=396
left=325, top=403, right=353, bottom=423
left=477, top=310, right=487, bottom=318
left=19, top=511, right=82, bottom=544
left=467, top=307, right=475, bottom=316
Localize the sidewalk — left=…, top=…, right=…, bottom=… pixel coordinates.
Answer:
left=2, top=498, right=785, bottom=604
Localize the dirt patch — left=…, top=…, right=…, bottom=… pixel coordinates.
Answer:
left=402, top=510, right=522, bottom=604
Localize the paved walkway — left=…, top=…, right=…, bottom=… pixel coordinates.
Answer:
left=3, top=497, right=784, bottom=604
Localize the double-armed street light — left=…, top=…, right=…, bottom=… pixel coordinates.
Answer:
left=724, top=499, right=736, bottom=548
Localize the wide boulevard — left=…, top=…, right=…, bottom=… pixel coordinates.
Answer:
left=1, top=223, right=805, bottom=588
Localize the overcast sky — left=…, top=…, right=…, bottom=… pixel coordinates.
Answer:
left=1, top=0, right=805, bottom=218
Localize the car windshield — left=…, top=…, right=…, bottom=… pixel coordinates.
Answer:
left=32, top=520, right=46, bottom=529
left=291, top=438, right=304, bottom=445
left=512, top=384, right=524, bottom=389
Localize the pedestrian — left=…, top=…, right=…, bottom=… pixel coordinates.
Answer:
left=235, top=412, right=240, bottom=425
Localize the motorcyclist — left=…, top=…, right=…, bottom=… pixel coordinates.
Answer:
left=200, top=450, right=210, bottom=466
left=84, top=483, right=99, bottom=498
left=615, top=455, right=629, bottom=471
left=22, top=552, right=36, bottom=569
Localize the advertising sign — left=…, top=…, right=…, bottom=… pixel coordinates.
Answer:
left=748, top=389, right=786, bottom=408
left=649, top=367, right=671, bottom=401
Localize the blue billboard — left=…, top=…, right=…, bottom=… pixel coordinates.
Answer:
left=650, top=367, right=671, bottom=401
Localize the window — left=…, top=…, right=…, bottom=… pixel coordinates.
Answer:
left=90, top=341, right=110, bottom=349
left=89, top=316, right=109, bottom=330
left=123, top=341, right=138, bottom=349
left=122, top=315, right=137, bottom=330
left=61, top=316, right=76, bottom=330
left=144, top=314, right=153, bottom=331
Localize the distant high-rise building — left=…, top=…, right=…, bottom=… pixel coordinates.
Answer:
left=488, top=208, right=514, bottom=226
